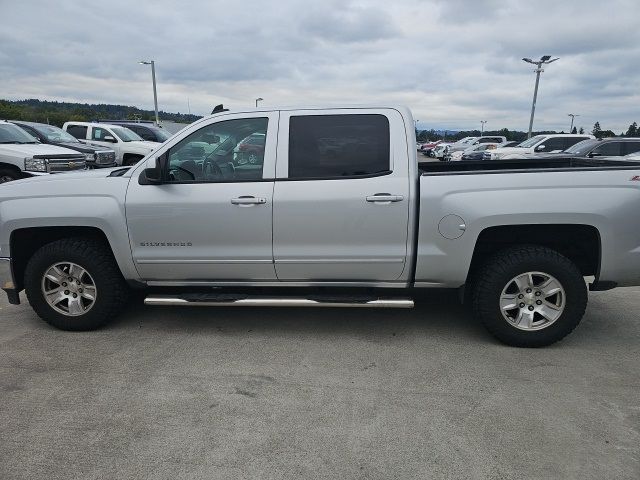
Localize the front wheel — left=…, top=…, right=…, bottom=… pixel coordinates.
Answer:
left=0, top=167, right=21, bottom=183
left=24, top=238, right=129, bottom=331
left=472, top=245, right=588, bottom=347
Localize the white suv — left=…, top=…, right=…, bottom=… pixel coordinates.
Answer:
left=62, top=122, right=161, bottom=166
left=0, top=120, right=87, bottom=183
left=485, top=134, right=594, bottom=160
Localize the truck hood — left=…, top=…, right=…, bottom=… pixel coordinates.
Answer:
left=0, top=166, right=126, bottom=190
left=0, top=143, right=84, bottom=158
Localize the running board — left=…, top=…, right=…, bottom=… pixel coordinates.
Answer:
left=144, top=293, right=414, bottom=309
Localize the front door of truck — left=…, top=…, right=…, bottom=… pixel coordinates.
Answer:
left=272, top=109, right=410, bottom=282
left=125, top=112, right=279, bottom=281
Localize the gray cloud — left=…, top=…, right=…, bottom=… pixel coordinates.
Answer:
left=0, top=0, right=638, bottom=132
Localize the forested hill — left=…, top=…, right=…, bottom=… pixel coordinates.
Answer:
left=0, top=99, right=202, bottom=127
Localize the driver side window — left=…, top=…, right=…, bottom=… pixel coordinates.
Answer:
left=167, top=117, right=268, bottom=183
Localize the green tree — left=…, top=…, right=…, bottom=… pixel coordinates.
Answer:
left=625, top=122, right=638, bottom=137
left=571, top=127, right=577, bottom=134
left=578, top=127, right=585, bottom=134
left=592, top=122, right=602, bottom=138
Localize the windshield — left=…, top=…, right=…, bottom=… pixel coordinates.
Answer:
left=33, top=124, right=79, bottom=143
left=517, top=135, right=546, bottom=148
left=111, top=126, right=144, bottom=142
left=564, top=139, right=597, bottom=154
left=0, top=123, right=39, bottom=144
left=150, top=127, right=172, bottom=142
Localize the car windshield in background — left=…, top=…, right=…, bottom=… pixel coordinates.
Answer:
left=518, top=135, right=545, bottom=148
left=34, top=124, right=80, bottom=143
left=0, top=124, right=39, bottom=144
left=151, top=128, right=172, bottom=142
left=111, top=126, right=143, bottom=142
left=564, top=139, right=597, bottom=154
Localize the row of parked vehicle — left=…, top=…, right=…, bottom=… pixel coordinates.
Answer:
left=418, top=133, right=640, bottom=163
left=0, top=119, right=173, bottom=183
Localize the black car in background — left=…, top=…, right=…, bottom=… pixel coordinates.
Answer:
left=11, top=121, right=117, bottom=168
left=532, top=137, right=640, bottom=160
left=95, top=120, right=172, bottom=143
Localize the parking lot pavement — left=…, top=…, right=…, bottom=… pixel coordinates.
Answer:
left=1, top=288, right=638, bottom=480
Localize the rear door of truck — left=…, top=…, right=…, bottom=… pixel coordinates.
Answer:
left=272, top=108, right=411, bottom=282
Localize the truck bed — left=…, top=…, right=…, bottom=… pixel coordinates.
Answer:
left=419, top=157, right=640, bottom=175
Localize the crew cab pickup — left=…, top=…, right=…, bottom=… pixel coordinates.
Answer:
left=62, top=121, right=160, bottom=166
left=0, top=120, right=87, bottom=183
left=2, top=106, right=640, bottom=347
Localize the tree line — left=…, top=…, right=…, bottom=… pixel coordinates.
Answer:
left=0, top=99, right=201, bottom=127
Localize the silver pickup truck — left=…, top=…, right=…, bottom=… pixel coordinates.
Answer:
left=1, top=106, right=640, bottom=347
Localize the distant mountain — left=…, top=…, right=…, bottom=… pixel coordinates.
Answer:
left=0, top=98, right=202, bottom=127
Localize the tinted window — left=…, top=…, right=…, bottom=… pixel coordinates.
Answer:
left=288, top=114, right=390, bottom=179
left=127, top=125, right=155, bottom=141
left=563, top=137, right=590, bottom=149
left=167, top=117, right=268, bottom=182
left=67, top=125, right=87, bottom=139
left=539, top=138, right=564, bottom=151
left=592, top=142, right=622, bottom=156
left=92, top=127, right=113, bottom=141
left=623, top=142, right=640, bottom=155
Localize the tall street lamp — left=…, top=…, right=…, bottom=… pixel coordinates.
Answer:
left=522, top=55, right=559, bottom=138
left=480, top=120, right=487, bottom=136
left=255, top=97, right=263, bottom=108
left=139, top=60, right=159, bottom=125
left=568, top=113, right=580, bottom=133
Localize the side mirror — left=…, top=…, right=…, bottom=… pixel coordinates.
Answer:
left=588, top=151, right=602, bottom=158
left=140, top=154, right=168, bottom=185
left=535, top=144, right=546, bottom=152
left=103, top=135, right=117, bottom=143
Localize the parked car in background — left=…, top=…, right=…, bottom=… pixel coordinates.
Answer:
left=455, top=143, right=500, bottom=161
left=530, top=137, right=640, bottom=160
left=95, top=120, right=173, bottom=143
left=0, top=120, right=86, bottom=183
left=233, top=133, right=265, bottom=165
left=431, top=143, right=451, bottom=160
left=11, top=121, right=116, bottom=168
left=502, top=141, right=521, bottom=148
left=485, top=134, right=594, bottom=160
left=62, top=122, right=161, bottom=166
left=420, top=140, right=443, bottom=157
left=448, top=136, right=507, bottom=153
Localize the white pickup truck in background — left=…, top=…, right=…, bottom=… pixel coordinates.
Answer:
left=0, top=120, right=87, bottom=183
left=2, top=106, right=640, bottom=348
left=63, top=121, right=161, bottom=166
left=486, top=133, right=594, bottom=159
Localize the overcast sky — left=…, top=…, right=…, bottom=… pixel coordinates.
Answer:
left=1, top=0, right=638, bottom=132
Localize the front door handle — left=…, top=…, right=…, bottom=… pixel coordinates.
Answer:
left=231, top=196, right=267, bottom=206
left=366, top=194, right=404, bottom=203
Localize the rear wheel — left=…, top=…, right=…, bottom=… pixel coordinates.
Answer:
left=24, top=238, right=129, bottom=331
left=472, top=245, right=588, bottom=347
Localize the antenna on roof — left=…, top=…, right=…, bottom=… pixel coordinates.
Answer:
left=211, top=104, right=228, bottom=114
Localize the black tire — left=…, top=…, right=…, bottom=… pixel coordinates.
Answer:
left=0, top=167, right=21, bottom=184
left=472, top=245, right=587, bottom=347
left=24, top=237, right=129, bottom=331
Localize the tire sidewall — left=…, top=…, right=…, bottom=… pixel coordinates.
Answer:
left=477, top=251, right=587, bottom=347
left=25, top=244, right=117, bottom=330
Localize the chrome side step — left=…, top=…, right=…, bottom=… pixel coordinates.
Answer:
left=144, top=294, right=414, bottom=309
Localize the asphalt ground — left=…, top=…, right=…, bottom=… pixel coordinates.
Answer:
left=1, top=287, right=639, bottom=479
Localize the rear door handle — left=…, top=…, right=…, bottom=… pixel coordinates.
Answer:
left=366, top=194, right=404, bottom=203
left=231, top=196, right=267, bottom=206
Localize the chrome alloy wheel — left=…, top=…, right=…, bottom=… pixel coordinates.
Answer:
left=41, top=262, right=97, bottom=316
left=499, top=271, right=566, bottom=331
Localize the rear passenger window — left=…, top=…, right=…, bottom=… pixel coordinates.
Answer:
left=288, top=114, right=390, bottom=179
left=66, top=125, right=87, bottom=139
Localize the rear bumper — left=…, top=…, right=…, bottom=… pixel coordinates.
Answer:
left=0, top=257, right=20, bottom=305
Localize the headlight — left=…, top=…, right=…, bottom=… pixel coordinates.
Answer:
left=24, top=157, right=48, bottom=172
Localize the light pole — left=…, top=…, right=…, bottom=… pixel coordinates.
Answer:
left=139, top=60, right=159, bottom=125
left=480, top=120, right=487, bottom=136
left=568, top=113, right=579, bottom=133
left=255, top=97, right=263, bottom=108
left=522, top=55, right=559, bottom=138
